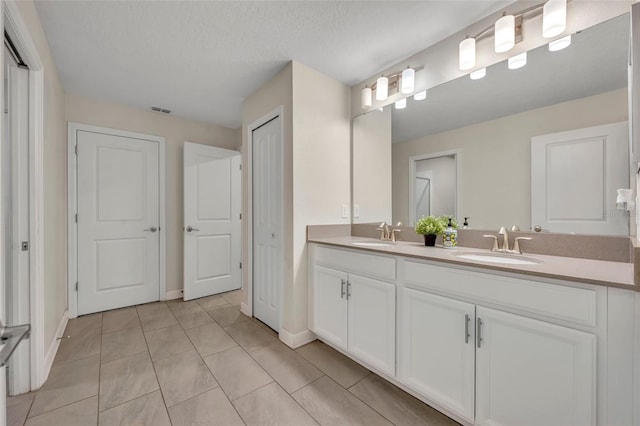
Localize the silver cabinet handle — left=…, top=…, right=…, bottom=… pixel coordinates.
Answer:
left=185, top=226, right=200, bottom=232
left=476, top=318, right=483, bottom=348
left=144, top=226, right=158, bottom=232
left=340, top=279, right=346, bottom=298
left=346, top=281, right=351, bottom=299
left=465, top=314, right=471, bottom=344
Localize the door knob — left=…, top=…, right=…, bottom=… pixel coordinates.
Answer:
left=185, top=226, right=200, bottom=232
left=144, top=226, right=158, bottom=232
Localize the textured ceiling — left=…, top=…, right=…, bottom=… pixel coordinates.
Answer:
left=392, top=14, right=629, bottom=143
left=34, top=0, right=512, bottom=129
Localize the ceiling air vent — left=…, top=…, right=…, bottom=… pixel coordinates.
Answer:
left=150, top=106, right=171, bottom=114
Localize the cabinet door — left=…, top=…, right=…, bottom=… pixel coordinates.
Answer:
left=476, top=307, right=596, bottom=426
left=311, top=266, right=348, bottom=351
left=399, top=288, right=475, bottom=422
left=347, top=274, right=395, bottom=376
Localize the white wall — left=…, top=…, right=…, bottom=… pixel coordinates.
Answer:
left=352, top=108, right=392, bottom=224
left=392, top=89, right=628, bottom=230
left=291, top=62, right=351, bottom=334
left=11, top=0, right=67, bottom=354
left=66, top=95, right=239, bottom=293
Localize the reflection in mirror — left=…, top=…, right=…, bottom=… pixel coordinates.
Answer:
left=352, top=13, right=631, bottom=235
left=409, top=152, right=458, bottom=225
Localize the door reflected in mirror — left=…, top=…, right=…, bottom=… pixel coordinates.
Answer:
left=410, top=152, right=457, bottom=225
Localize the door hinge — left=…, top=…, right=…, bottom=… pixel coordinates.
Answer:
left=75, top=213, right=78, bottom=223
left=239, top=213, right=242, bottom=220
left=239, top=262, right=242, bottom=269
left=239, top=164, right=242, bottom=170
left=75, top=282, right=78, bottom=292
left=21, top=241, right=29, bottom=251
left=75, top=145, right=78, bottom=155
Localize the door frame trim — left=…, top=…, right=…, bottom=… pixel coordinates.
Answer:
left=67, top=122, right=167, bottom=318
left=2, top=0, right=47, bottom=390
left=245, top=106, right=285, bottom=332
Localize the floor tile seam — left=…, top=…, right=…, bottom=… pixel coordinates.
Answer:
left=27, top=394, right=98, bottom=420
left=343, top=375, right=400, bottom=426
left=95, top=388, right=161, bottom=415
left=228, top=379, right=275, bottom=404
left=100, top=347, right=149, bottom=365
left=100, top=323, right=143, bottom=336
left=182, top=323, right=236, bottom=359
left=260, top=380, right=321, bottom=426
left=289, top=374, right=327, bottom=397
left=19, top=391, right=37, bottom=422
left=138, top=321, right=172, bottom=421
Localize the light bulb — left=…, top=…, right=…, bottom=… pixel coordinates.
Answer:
left=549, top=35, right=571, bottom=51
left=508, top=52, right=527, bottom=70
left=395, top=98, right=407, bottom=109
left=361, top=87, right=372, bottom=109
left=543, top=0, right=567, bottom=38
left=401, top=68, right=415, bottom=94
left=495, top=14, right=515, bottom=53
left=376, top=76, right=388, bottom=101
left=459, top=38, right=476, bottom=71
left=470, top=68, right=486, bottom=80
left=413, top=90, right=427, bottom=101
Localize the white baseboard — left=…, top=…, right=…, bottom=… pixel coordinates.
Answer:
left=42, top=310, right=69, bottom=385
left=164, top=290, right=183, bottom=301
left=240, top=302, right=251, bottom=316
left=279, top=328, right=316, bottom=349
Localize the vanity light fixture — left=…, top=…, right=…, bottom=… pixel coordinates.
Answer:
left=542, top=0, right=567, bottom=38
left=470, top=68, right=487, bottom=80
left=508, top=52, right=527, bottom=69
left=376, top=76, right=389, bottom=101
left=548, top=34, right=571, bottom=51
left=395, top=98, right=407, bottom=109
left=361, top=86, right=372, bottom=109
left=495, top=13, right=516, bottom=53
left=413, top=90, right=427, bottom=101
left=401, top=67, right=415, bottom=94
left=459, top=37, right=476, bottom=70
left=360, top=65, right=424, bottom=109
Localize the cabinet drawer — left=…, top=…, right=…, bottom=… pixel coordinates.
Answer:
left=404, top=260, right=598, bottom=327
left=314, top=245, right=396, bottom=280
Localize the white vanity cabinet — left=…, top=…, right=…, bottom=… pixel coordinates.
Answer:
left=399, top=288, right=476, bottom=422
left=474, top=306, right=595, bottom=426
left=310, top=245, right=396, bottom=376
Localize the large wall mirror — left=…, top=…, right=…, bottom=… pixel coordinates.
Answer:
left=352, top=13, right=631, bottom=235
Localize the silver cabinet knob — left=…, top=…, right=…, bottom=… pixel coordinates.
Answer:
left=533, top=225, right=542, bottom=232
left=185, top=226, right=200, bottom=232
left=144, top=226, right=158, bottom=232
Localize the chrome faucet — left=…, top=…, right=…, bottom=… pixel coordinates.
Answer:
left=498, top=226, right=509, bottom=251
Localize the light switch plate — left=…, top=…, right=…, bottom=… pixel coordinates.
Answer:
left=341, top=204, right=349, bottom=218
left=353, top=204, right=360, bottom=218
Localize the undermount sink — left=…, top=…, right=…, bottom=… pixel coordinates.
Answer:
left=351, top=241, right=393, bottom=248
left=455, top=252, right=541, bottom=265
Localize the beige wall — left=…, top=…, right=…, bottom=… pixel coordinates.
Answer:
left=12, top=0, right=68, bottom=351
left=241, top=61, right=351, bottom=336
left=66, top=95, right=239, bottom=293
left=291, top=62, right=351, bottom=333
left=241, top=63, right=294, bottom=325
left=352, top=108, right=392, bottom=224
left=392, top=89, right=628, bottom=230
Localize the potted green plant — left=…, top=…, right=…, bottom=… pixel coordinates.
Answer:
left=415, top=216, right=445, bottom=246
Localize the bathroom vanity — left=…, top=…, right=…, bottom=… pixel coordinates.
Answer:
left=307, top=236, right=636, bottom=426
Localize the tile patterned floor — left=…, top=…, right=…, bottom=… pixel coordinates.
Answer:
left=7, top=289, right=459, bottom=426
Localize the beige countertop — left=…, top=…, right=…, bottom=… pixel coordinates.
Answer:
left=308, top=235, right=636, bottom=291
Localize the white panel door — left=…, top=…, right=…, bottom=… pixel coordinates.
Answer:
left=311, top=266, right=348, bottom=350
left=399, top=288, right=475, bottom=423
left=77, top=131, right=160, bottom=315
left=531, top=122, right=628, bottom=235
left=475, top=306, right=596, bottom=426
left=347, top=273, right=395, bottom=376
left=183, top=142, right=241, bottom=300
left=252, top=117, right=282, bottom=331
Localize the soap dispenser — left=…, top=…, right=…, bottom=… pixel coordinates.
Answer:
left=443, top=217, right=458, bottom=248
